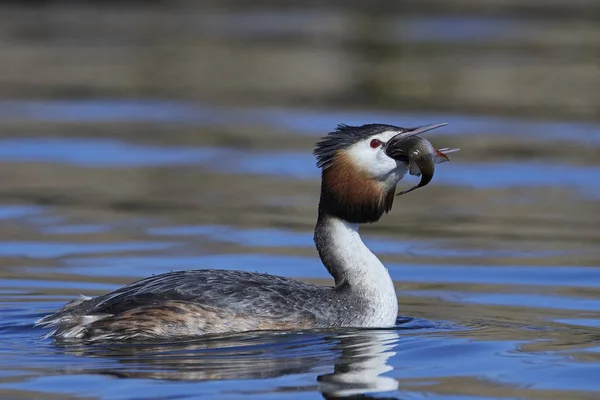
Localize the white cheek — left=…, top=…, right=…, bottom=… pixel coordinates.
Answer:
left=346, top=140, right=407, bottom=187
left=372, top=151, right=398, bottom=176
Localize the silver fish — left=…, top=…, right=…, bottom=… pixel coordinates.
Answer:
left=386, top=135, right=459, bottom=196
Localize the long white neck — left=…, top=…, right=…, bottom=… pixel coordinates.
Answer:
left=314, top=214, right=398, bottom=327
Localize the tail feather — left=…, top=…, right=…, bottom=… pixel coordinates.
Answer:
left=35, top=295, right=111, bottom=340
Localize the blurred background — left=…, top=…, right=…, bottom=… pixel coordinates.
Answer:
left=1, top=1, right=600, bottom=399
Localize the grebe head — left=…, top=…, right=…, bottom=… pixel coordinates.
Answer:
left=314, top=122, right=448, bottom=224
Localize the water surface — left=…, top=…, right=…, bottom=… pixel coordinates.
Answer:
left=1, top=98, right=600, bottom=400
left=1, top=3, right=600, bottom=400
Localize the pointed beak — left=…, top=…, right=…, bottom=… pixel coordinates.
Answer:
left=405, top=122, right=449, bottom=136
left=384, top=122, right=448, bottom=161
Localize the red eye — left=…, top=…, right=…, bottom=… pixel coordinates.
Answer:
left=370, top=138, right=382, bottom=149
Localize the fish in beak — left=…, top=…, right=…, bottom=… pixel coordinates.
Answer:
left=384, top=123, right=459, bottom=196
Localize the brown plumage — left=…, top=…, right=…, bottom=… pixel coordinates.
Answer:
left=319, top=152, right=395, bottom=224
left=76, top=301, right=317, bottom=342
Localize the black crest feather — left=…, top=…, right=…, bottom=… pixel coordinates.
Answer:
left=313, top=123, right=403, bottom=170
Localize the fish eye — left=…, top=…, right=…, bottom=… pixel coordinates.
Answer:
left=370, top=138, right=382, bottom=149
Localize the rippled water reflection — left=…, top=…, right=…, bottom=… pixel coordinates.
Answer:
left=1, top=96, right=599, bottom=399
left=1, top=2, right=600, bottom=397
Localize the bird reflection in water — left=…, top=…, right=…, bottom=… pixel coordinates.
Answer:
left=58, top=329, right=402, bottom=398
left=318, top=331, right=399, bottom=398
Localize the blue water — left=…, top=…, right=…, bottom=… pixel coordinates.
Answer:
left=2, top=135, right=600, bottom=198
left=1, top=100, right=599, bottom=144
left=0, top=99, right=599, bottom=399
left=2, top=0, right=600, bottom=396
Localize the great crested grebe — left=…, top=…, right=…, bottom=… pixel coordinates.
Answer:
left=37, top=123, right=458, bottom=342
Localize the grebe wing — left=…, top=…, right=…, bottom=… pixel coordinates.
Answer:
left=78, top=270, right=333, bottom=321
left=37, top=270, right=334, bottom=340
